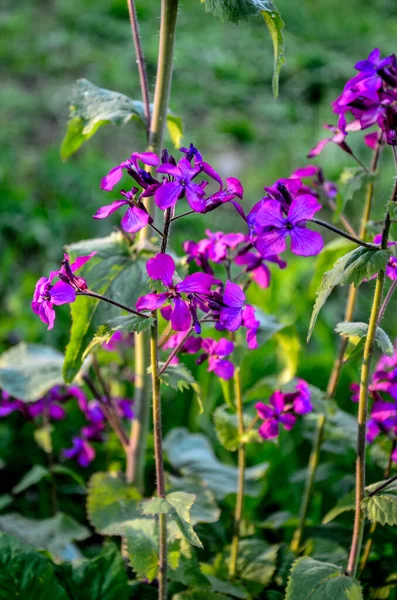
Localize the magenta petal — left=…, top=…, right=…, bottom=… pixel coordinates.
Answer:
left=255, top=402, right=273, bottom=420
left=185, top=184, right=206, bottom=213
left=50, top=282, right=76, bottom=305
left=307, top=137, right=330, bottom=158
left=212, top=358, right=234, bottom=380
left=219, top=307, right=243, bottom=331
left=176, top=272, right=213, bottom=294
left=136, top=292, right=169, bottom=311
left=258, top=419, right=279, bottom=439
left=288, top=195, right=322, bottom=223
left=214, top=338, right=234, bottom=358
left=226, top=177, right=243, bottom=199
left=40, top=303, right=56, bottom=330
left=101, top=165, right=124, bottom=191
left=155, top=181, right=182, bottom=210
left=171, top=297, right=191, bottom=331
left=271, top=390, right=285, bottom=414
left=255, top=200, right=285, bottom=229
left=371, top=400, right=397, bottom=422
left=132, top=151, right=159, bottom=167
left=146, top=254, right=175, bottom=287
left=201, top=162, right=223, bottom=188
left=93, top=200, right=129, bottom=219
left=279, top=413, right=296, bottom=431
left=71, top=252, right=97, bottom=272
left=289, top=227, right=324, bottom=257
left=252, top=265, right=271, bottom=289
left=156, top=163, right=182, bottom=178
left=223, top=281, right=245, bottom=308
left=256, top=230, right=288, bottom=256
left=121, top=206, right=150, bottom=233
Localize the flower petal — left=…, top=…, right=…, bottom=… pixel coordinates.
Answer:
left=256, top=230, right=288, bottom=256
left=288, top=195, right=322, bottom=223
left=223, top=281, right=245, bottom=309
left=100, top=164, right=126, bottom=191
left=176, top=272, right=213, bottom=294
left=50, top=282, right=76, bottom=305
left=258, top=419, right=279, bottom=439
left=211, top=358, right=234, bottom=380
left=185, top=184, right=206, bottom=213
left=289, top=227, right=324, bottom=257
left=255, top=200, right=285, bottom=229
left=146, top=253, right=175, bottom=287
left=136, top=292, right=169, bottom=311
left=93, top=200, right=129, bottom=219
left=155, top=181, right=182, bottom=210
left=219, top=307, right=243, bottom=332
left=214, top=338, right=234, bottom=358
left=171, top=297, right=191, bottom=331
left=121, top=206, right=150, bottom=233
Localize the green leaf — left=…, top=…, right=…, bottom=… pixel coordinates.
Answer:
left=0, top=496, right=12, bottom=512
left=0, top=343, right=64, bottom=403
left=87, top=472, right=141, bottom=536
left=61, top=79, right=183, bottom=160
left=213, top=405, right=259, bottom=451
left=236, top=539, right=278, bottom=585
left=307, top=247, right=389, bottom=341
left=251, top=307, right=284, bottom=346
left=362, top=494, right=397, bottom=526
left=169, top=540, right=209, bottom=588
left=335, top=321, right=394, bottom=356
left=322, top=492, right=355, bottom=524
left=0, top=513, right=89, bottom=561
left=303, top=538, right=347, bottom=568
left=83, top=314, right=154, bottom=358
left=261, top=9, right=285, bottom=97
left=158, top=363, right=203, bottom=413
left=275, top=326, right=300, bottom=384
left=57, top=544, right=129, bottom=600
left=205, top=577, right=248, bottom=599
left=164, top=428, right=268, bottom=500
left=310, top=238, right=355, bottom=294
left=335, top=168, right=372, bottom=219
left=173, top=592, right=231, bottom=600
left=285, top=557, right=363, bottom=600
left=0, top=533, right=68, bottom=599
left=12, top=465, right=49, bottom=494
left=141, top=492, right=203, bottom=548
left=63, top=233, right=147, bottom=383
left=167, top=475, right=221, bottom=525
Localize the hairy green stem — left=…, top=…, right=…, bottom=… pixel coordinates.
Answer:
left=290, top=413, right=325, bottom=553
left=79, top=290, right=149, bottom=319
left=310, top=218, right=378, bottom=250
left=347, top=176, right=397, bottom=577
left=291, top=137, right=382, bottom=552
left=229, top=367, right=245, bottom=578
left=159, top=326, right=193, bottom=375
left=150, top=316, right=167, bottom=599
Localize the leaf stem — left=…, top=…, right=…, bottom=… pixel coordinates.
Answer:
left=159, top=326, right=193, bottom=375
left=150, top=316, right=167, bottom=599
left=367, top=472, right=397, bottom=498
left=161, top=207, right=173, bottom=253
left=78, top=290, right=149, bottom=319
left=309, top=218, right=379, bottom=250
left=290, top=413, right=325, bottom=553
left=126, top=0, right=151, bottom=131
left=170, top=210, right=195, bottom=222
left=229, top=366, right=245, bottom=578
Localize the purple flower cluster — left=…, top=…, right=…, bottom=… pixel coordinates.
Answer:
left=351, top=346, right=397, bottom=460
left=255, top=380, right=313, bottom=439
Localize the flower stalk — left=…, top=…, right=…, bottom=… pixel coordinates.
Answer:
left=229, top=366, right=245, bottom=578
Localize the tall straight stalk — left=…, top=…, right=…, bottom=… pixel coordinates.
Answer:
left=229, top=367, right=245, bottom=577
left=290, top=137, right=382, bottom=553
left=347, top=176, right=397, bottom=577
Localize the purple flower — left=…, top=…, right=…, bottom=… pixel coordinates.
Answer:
left=242, top=305, right=260, bottom=350
left=235, top=247, right=287, bottom=289
left=59, top=252, right=96, bottom=291
left=198, top=338, right=235, bottom=380
left=101, top=152, right=160, bottom=191
left=253, top=197, right=324, bottom=257
left=163, top=333, right=202, bottom=365
left=155, top=159, right=206, bottom=211
left=288, top=379, right=313, bottom=415
left=184, top=230, right=246, bottom=273
left=32, top=274, right=76, bottom=330
left=136, top=253, right=214, bottom=332
left=94, top=188, right=151, bottom=233
left=308, top=124, right=355, bottom=158
left=219, top=281, right=245, bottom=332
left=256, top=392, right=296, bottom=439
left=63, top=437, right=96, bottom=468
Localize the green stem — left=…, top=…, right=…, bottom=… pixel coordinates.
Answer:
left=150, top=316, right=167, bottom=599
left=290, top=413, right=325, bottom=553
left=291, top=136, right=382, bottom=552
left=229, top=367, right=245, bottom=578
left=310, top=218, right=378, bottom=250
left=148, top=0, right=179, bottom=156
left=346, top=176, right=397, bottom=577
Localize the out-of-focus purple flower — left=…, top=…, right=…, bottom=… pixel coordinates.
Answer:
left=116, top=398, right=134, bottom=420
left=373, top=234, right=397, bottom=280
left=219, top=281, right=245, bottom=332
left=0, top=391, right=23, bottom=417
left=163, top=332, right=202, bottom=364
left=256, top=392, right=296, bottom=439
left=94, top=188, right=151, bottom=233
left=287, top=379, right=313, bottom=415
left=242, top=305, right=260, bottom=350
left=197, top=338, right=235, bottom=380
left=291, top=165, right=338, bottom=201
left=63, top=437, right=96, bottom=468
left=308, top=124, right=355, bottom=158
left=184, top=230, right=245, bottom=273
left=253, top=197, right=324, bottom=257
left=235, top=247, right=287, bottom=289
left=136, top=253, right=214, bottom=332
left=101, top=152, right=160, bottom=191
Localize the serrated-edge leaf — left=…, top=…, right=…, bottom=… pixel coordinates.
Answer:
left=335, top=321, right=394, bottom=356
left=362, top=494, right=397, bottom=526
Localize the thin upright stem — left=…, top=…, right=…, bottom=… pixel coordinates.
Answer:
left=126, top=0, right=151, bottom=130
left=229, top=367, right=245, bottom=578
left=159, top=326, right=193, bottom=375
left=377, top=279, right=397, bottom=325
left=148, top=0, right=179, bottom=155
left=161, top=208, right=172, bottom=254
left=346, top=177, right=397, bottom=577
left=310, top=218, right=378, bottom=250
left=290, top=413, right=325, bottom=553
left=150, top=316, right=167, bottom=599
left=78, top=290, right=149, bottom=319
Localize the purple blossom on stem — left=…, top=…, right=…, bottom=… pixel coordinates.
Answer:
left=219, top=281, right=245, bottom=332
left=256, top=392, right=296, bottom=439
left=63, top=437, right=96, bottom=468
left=197, top=338, right=235, bottom=380
left=93, top=188, right=151, bottom=233
left=100, top=152, right=160, bottom=191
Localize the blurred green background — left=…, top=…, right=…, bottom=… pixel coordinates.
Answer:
left=2, top=0, right=397, bottom=394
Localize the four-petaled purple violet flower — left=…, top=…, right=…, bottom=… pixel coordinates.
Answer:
left=94, top=188, right=151, bottom=234
left=155, top=158, right=208, bottom=212
left=253, top=197, right=324, bottom=257
left=256, top=392, right=296, bottom=439
left=136, top=253, right=214, bottom=332
left=101, top=152, right=160, bottom=191
left=196, top=338, right=235, bottom=380
left=63, top=437, right=96, bottom=468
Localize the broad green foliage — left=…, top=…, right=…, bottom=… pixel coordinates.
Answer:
left=201, top=0, right=285, bottom=97
left=310, top=238, right=355, bottom=294
left=335, top=321, right=394, bottom=356
left=87, top=472, right=141, bottom=536
left=164, top=428, right=268, bottom=499
left=63, top=233, right=147, bottom=383
left=0, top=343, right=64, bottom=402
left=213, top=404, right=259, bottom=451
left=322, top=491, right=355, bottom=524
left=57, top=544, right=129, bottom=600
left=141, top=491, right=203, bottom=548
left=173, top=592, right=232, bottom=600
left=11, top=465, right=49, bottom=494
left=158, top=363, right=203, bottom=412
left=307, top=246, right=389, bottom=341
left=61, top=79, right=183, bottom=160
left=236, top=539, right=279, bottom=585
left=83, top=314, right=154, bottom=358
left=285, top=557, right=363, bottom=600
left=167, top=475, right=221, bottom=525
left=0, top=533, right=68, bottom=600
left=0, top=513, right=89, bottom=561
left=302, top=538, right=347, bottom=568
left=362, top=494, right=397, bottom=526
